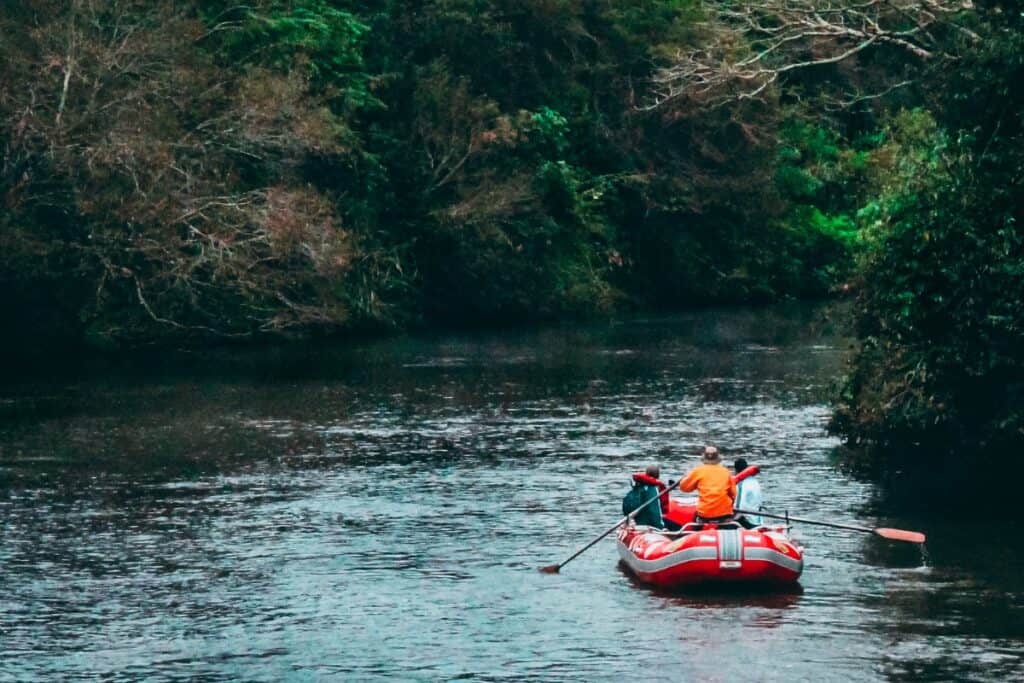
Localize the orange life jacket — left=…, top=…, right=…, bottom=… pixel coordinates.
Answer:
left=679, top=463, right=737, bottom=518
left=732, top=465, right=760, bottom=485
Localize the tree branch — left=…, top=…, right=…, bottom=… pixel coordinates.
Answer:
left=646, top=0, right=971, bottom=108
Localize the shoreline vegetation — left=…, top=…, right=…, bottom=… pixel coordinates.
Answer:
left=2, top=1, right=1022, bottom=467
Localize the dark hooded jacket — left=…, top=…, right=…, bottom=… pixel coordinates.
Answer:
left=622, top=473, right=665, bottom=527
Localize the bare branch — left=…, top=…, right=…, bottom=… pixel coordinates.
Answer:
left=824, top=79, right=915, bottom=109
left=647, top=0, right=974, bottom=108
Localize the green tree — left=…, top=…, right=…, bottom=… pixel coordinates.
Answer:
left=831, top=10, right=1024, bottom=461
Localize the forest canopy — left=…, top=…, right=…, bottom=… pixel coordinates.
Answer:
left=2, top=1, right=1022, bottom=458
left=1, top=0, right=877, bottom=347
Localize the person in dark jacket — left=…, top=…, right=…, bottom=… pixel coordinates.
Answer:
left=622, top=464, right=665, bottom=527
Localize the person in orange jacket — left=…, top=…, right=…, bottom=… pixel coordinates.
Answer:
left=679, top=445, right=737, bottom=524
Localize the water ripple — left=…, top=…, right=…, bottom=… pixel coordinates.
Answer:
left=1, top=305, right=1020, bottom=681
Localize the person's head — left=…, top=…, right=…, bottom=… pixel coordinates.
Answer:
left=701, top=445, right=721, bottom=464
left=734, top=457, right=748, bottom=473
left=645, top=463, right=661, bottom=479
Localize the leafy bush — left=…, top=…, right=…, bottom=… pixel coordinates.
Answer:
left=832, top=91, right=1024, bottom=461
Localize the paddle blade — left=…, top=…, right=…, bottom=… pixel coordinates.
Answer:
left=538, top=564, right=561, bottom=573
left=874, top=528, right=926, bottom=544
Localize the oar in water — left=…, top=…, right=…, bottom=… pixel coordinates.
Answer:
left=539, top=479, right=683, bottom=573
left=736, top=508, right=926, bottom=544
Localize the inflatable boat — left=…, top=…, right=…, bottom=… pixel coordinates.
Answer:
left=616, top=497, right=803, bottom=588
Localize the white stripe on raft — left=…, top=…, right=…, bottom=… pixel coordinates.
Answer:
left=617, top=541, right=803, bottom=574
left=616, top=543, right=718, bottom=571
left=743, top=547, right=804, bottom=573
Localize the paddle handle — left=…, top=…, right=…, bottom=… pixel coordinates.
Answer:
left=552, top=478, right=683, bottom=571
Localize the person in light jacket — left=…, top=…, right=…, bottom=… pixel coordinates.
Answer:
left=734, top=457, right=763, bottom=526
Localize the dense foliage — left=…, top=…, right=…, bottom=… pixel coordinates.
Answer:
left=831, top=4, right=1024, bottom=461
left=0, top=0, right=859, bottom=349
left=3, top=0, right=1022, bottom=461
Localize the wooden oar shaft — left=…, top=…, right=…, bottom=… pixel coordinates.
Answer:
left=541, top=479, right=682, bottom=573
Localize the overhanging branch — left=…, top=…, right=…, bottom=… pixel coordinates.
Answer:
left=646, top=0, right=974, bottom=109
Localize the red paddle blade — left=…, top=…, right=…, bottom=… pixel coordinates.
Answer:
left=875, top=528, right=926, bottom=544
left=538, top=564, right=561, bottom=573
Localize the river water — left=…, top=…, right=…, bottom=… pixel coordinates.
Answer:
left=1, top=305, right=1022, bottom=681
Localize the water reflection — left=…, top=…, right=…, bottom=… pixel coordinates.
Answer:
left=1, top=303, right=1022, bottom=680
left=621, top=567, right=805, bottom=610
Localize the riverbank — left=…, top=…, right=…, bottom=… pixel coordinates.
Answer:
left=0, top=297, right=847, bottom=380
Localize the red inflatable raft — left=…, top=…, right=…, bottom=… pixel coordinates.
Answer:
left=617, top=497, right=804, bottom=588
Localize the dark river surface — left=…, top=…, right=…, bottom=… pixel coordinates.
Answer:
left=2, top=305, right=1023, bottom=681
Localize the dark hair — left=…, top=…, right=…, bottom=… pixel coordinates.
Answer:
left=734, top=457, right=749, bottom=473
